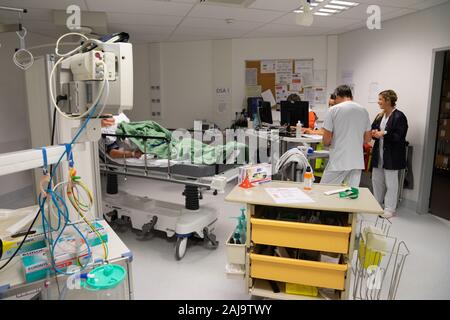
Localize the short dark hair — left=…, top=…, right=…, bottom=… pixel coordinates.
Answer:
left=334, top=85, right=353, bottom=99
left=287, top=93, right=301, bottom=102
left=330, top=93, right=336, bottom=100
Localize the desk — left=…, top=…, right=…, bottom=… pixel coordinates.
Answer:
left=280, top=135, right=323, bottom=155
left=225, top=181, right=382, bottom=300
left=0, top=220, right=133, bottom=300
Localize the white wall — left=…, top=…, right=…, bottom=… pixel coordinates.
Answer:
left=132, top=35, right=337, bottom=130
left=125, top=43, right=152, bottom=122
left=338, top=2, right=450, bottom=205
left=158, top=41, right=214, bottom=129
left=0, top=32, right=55, bottom=198
left=212, top=39, right=233, bottom=130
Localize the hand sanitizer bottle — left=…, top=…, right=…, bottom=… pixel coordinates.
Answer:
left=296, top=120, right=303, bottom=138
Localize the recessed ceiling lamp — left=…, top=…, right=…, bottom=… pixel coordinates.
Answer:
left=294, top=0, right=359, bottom=20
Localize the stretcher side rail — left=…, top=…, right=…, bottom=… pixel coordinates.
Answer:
left=99, top=132, right=239, bottom=191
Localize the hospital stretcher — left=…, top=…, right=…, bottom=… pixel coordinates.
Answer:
left=99, top=132, right=241, bottom=260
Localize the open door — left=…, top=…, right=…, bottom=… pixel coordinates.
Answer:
left=430, top=51, right=450, bottom=220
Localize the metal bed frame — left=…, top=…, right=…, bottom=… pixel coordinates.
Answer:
left=99, top=132, right=239, bottom=192
left=99, top=131, right=241, bottom=260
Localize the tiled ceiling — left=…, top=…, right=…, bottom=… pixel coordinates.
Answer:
left=0, top=0, right=449, bottom=43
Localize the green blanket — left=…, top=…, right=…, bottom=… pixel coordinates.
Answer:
left=117, top=121, right=247, bottom=164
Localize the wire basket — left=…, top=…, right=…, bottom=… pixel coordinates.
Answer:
left=351, top=217, right=410, bottom=300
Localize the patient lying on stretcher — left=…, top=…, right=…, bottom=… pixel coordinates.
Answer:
left=100, top=113, right=247, bottom=165
left=101, top=113, right=143, bottom=159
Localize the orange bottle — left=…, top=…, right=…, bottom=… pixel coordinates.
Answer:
left=304, top=166, right=313, bottom=190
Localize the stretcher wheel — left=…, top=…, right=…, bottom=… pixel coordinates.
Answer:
left=213, top=190, right=218, bottom=196
left=175, top=237, right=188, bottom=260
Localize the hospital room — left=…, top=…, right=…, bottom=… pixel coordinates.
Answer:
left=0, top=0, right=449, bottom=305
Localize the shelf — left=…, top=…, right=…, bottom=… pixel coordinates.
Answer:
left=250, top=279, right=340, bottom=300
left=434, top=168, right=450, bottom=178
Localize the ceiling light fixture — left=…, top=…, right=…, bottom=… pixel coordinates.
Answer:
left=324, top=4, right=347, bottom=10
left=329, top=0, right=359, bottom=6
left=293, top=0, right=360, bottom=19
left=319, top=8, right=338, bottom=13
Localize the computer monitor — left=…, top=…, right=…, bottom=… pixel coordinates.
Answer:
left=247, top=97, right=263, bottom=119
left=257, top=102, right=273, bottom=125
left=280, top=101, right=309, bottom=127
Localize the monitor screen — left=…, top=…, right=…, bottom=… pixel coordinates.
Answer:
left=258, top=102, right=273, bottom=125
left=280, top=101, right=309, bottom=127
left=247, top=97, right=263, bottom=119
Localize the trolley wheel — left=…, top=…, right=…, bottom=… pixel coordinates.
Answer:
left=213, top=190, right=218, bottom=196
left=175, top=237, right=188, bottom=261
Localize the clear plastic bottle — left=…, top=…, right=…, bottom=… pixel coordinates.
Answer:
left=296, top=120, right=303, bottom=138
left=304, top=166, right=313, bottom=190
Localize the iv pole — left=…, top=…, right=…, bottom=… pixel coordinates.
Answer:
left=0, top=5, right=27, bottom=33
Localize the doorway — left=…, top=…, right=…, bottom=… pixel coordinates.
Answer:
left=429, top=51, right=450, bottom=220
left=418, top=48, right=450, bottom=219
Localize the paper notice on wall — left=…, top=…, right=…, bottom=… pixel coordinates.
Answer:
left=261, top=60, right=277, bottom=73
left=276, top=59, right=293, bottom=73
left=246, top=68, right=258, bottom=86
left=276, top=72, right=292, bottom=85
left=301, top=71, right=313, bottom=87
left=275, top=85, right=288, bottom=103
left=313, top=87, right=327, bottom=105
left=246, top=85, right=262, bottom=98
left=304, top=87, right=327, bottom=106
left=290, top=73, right=302, bottom=91
left=216, top=87, right=231, bottom=113
left=304, top=87, right=314, bottom=103
left=369, top=82, right=380, bottom=103
left=313, top=70, right=327, bottom=87
left=295, top=59, right=313, bottom=74
left=261, top=89, right=276, bottom=107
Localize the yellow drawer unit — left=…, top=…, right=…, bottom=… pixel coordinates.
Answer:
left=250, top=253, right=348, bottom=290
left=251, top=218, right=352, bottom=254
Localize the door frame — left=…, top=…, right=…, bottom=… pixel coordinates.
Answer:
left=417, top=46, right=450, bottom=215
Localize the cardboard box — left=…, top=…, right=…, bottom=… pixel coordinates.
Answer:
left=238, top=163, right=272, bottom=185
left=78, top=221, right=108, bottom=247
left=0, top=232, right=46, bottom=261
left=21, top=221, right=107, bottom=283
left=22, top=246, right=91, bottom=283
left=1, top=220, right=107, bottom=262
